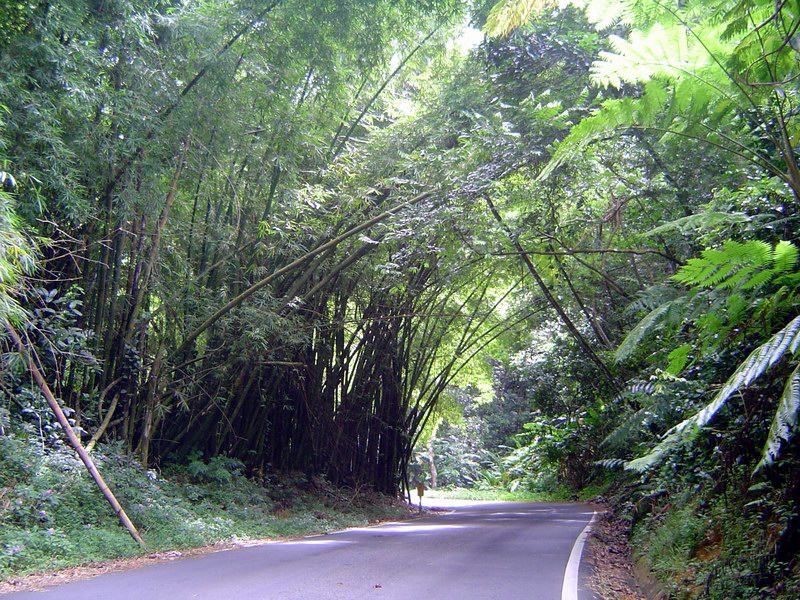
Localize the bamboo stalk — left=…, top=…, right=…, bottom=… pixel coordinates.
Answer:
left=5, top=321, right=146, bottom=547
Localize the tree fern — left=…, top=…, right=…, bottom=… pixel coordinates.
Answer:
left=644, top=210, right=750, bottom=236
left=627, top=314, right=800, bottom=471
left=590, top=23, right=721, bottom=89
left=533, top=0, right=800, bottom=196
left=539, top=80, right=671, bottom=180
left=484, top=0, right=558, bottom=38
left=758, top=363, right=800, bottom=470
left=673, top=240, right=797, bottom=291
left=615, top=296, right=684, bottom=362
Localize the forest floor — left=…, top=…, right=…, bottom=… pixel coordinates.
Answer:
left=585, top=508, right=652, bottom=600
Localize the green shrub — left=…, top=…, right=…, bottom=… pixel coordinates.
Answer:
left=0, top=434, right=408, bottom=581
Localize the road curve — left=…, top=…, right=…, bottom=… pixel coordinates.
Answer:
left=5, top=500, right=596, bottom=600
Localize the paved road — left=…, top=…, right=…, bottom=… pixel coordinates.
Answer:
left=6, top=500, right=596, bottom=600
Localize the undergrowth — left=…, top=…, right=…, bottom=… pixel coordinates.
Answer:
left=0, top=436, right=409, bottom=581
left=614, top=456, right=800, bottom=599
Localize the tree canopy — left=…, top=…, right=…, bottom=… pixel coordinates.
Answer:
left=1, top=0, right=800, bottom=594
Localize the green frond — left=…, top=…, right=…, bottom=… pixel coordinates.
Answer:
left=666, top=344, right=692, bottom=376
left=772, top=241, right=798, bottom=275
left=539, top=80, right=670, bottom=180
left=626, top=285, right=682, bottom=313
left=595, top=458, right=626, bottom=469
left=756, top=363, right=800, bottom=471
left=615, top=298, right=684, bottom=362
left=570, top=0, right=628, bottom=30
left=627, top=314, right=800, bottom=470
left=673, top=240, right=794, bottom=291
left=625, top=431, right=680, bottom=471
left=645, top=211, right=750, bottom=236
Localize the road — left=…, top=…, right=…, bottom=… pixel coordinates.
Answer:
left=5, top=500, right=597, bottom=600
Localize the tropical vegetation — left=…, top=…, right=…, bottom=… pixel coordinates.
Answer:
left=1, top=0, right=799, bottom=596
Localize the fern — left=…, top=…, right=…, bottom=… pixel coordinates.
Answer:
left=534, top=0, right=799, bottom=195
left=627, top=314, right=800, bottom=471
left=625, top=284, right=682, bottom=313
left=590, top=23, right=717, bottom=89
left=757, top=363, right=800, bottom=470
left=615, top=297, right=684, bottom=362
left=484, top=0, right=558, bottom=38
left=539, top=78, right=675, bottom=180
left=594, top=457, right=626, bottom=469
left=644, top=210, right=750, bottom=236
left=666, top=343, right=691, bottom=376
left=673, top=240, right=797, bottom=291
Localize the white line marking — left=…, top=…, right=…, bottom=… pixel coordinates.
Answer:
left=561, top=511, right=597, bottom=600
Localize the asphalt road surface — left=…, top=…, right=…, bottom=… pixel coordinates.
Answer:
left=6, top=500, right=597, bottom=600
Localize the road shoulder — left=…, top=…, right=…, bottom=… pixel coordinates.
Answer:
left=583, top=507, right=648, bottom=600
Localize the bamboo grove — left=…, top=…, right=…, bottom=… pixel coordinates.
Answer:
left=0, top=0, right=540, bottom=495
left=3, top=0, right=800, bottom=524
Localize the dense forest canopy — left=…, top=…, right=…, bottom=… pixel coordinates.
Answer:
left=1, top=0, right=800, bottom=593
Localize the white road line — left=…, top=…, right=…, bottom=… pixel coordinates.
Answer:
left=561, top=511, right=597, bottom=600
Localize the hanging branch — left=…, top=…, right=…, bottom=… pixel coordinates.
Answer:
left=4, top=321, right=145, bottom=547
left=485, top=195, right=620, bottom=390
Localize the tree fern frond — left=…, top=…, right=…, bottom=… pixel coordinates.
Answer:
left=625, top=431, right=682, bottom=471
left=644, top=211, right=750, bottom=236
left=590, top=22, right=733, bottom=90
left=615, top=300, right=679, bottom=362
left=626, top=315, right=800, bottom=471
left=570, top=0, right=628, bottom=30
left=756, top=363, right=800, bottom=471
left=772, top=241, right=798, bottom=275
left=666, top=343, right=691, bottom=376
left=594, top=458, right=626, bottom=469
left=539, top=80, right=670, bottom=180
left=672, top=240, right=792, bottom=291
left=626, top=284, right=682, bottom=312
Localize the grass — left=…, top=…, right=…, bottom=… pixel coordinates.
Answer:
left=0, top=436, right=410, bottom=581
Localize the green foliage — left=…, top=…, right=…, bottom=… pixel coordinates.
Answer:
left=614, top=298, right=685, bottom=362
left=0, top=187, right=36, bottom=323
left=185, top=452, right=244, bottom=483
left=628, top=460, right=800, bottom=599
left=0, top=436, right=408, bottom=580
left=761, top=364, right=800, bottom=469
left=627, top=307, right=800, bottom=472
left=484, top=0, right=557, bottom=38
left=538, top=0, right=800, bottom=200
left=673, top=240, right=798, bottom=291
left=644, top=210, right=751, bottom=237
